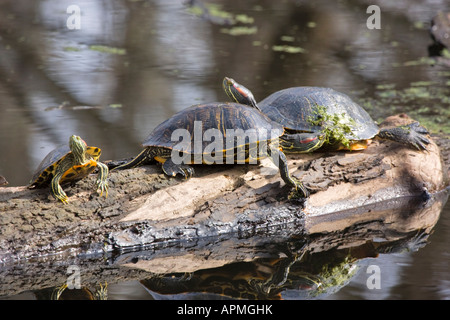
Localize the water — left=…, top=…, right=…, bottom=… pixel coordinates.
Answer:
left=0, top=0, right=449, bottom=300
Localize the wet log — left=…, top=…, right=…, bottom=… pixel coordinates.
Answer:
left=0, top=114, right=448, bottom=264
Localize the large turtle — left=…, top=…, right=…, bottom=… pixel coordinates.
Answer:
left=29, top=135, right=109, bottom=204
left=223, top=77, right=430, bottom=152
left=112, top=102, right=319, bottom=198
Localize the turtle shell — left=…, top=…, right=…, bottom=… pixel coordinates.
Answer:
left=30, top=144, right=102, bottom=187
left=259, top=87, right=379, bottom=140
left=142, top=102, right=284, bottom=156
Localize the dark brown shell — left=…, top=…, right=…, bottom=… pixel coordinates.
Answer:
left=142, top=102, right=284, bottom=154
left=259, top=87, right=379, bottom=140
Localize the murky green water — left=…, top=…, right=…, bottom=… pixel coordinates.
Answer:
left=0, top=0, right=449, bottom=300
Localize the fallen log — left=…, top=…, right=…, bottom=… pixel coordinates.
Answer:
left=0, top=114, right=448, bottom=265
left=1, top=178, right=447, bottom=298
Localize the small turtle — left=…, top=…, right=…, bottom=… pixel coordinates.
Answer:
left=29, top=135, right=109, bottom=204
left=51, top=282, right=108, bottom=300
left=223, top=77, right=430, bottom=152
left=113, top=102, right=318, bottom=198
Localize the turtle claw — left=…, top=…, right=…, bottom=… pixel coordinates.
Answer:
left=412, top=136, right=430, bottom=151
left=180, top=166, right=195, bottom=179
left=409, top=122, right=429, bottom=135
left=162, top=159, right=194, bottom=179
left=96, top=182, right=109, bottom=198
left=53, top=185, right=69, bottom=204
left=56, top=194, right=69, bottom=204
left=173, top=165, right=194, bottom=179
left=288, top=177, right=310, bottom=200
left=378, top=122, right=430, bottom=151
left=405, top=122, right=430, bottom=151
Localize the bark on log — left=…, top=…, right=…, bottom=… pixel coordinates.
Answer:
left=0, top=115, right=448, bottom=266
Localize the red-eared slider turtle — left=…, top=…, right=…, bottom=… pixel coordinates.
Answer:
left=113, top=102, right=317, bottom=198
left=29, top=135, right=109, bottom=204
left=51, top=282, right=108, bottom=300
left=223, top=77, right=430, bottom=152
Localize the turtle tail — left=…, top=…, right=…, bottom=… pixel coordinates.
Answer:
left=111, top=148, right=153, bottom=171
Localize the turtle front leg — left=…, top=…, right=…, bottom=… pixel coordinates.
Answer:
left=267, top=143, right=309, bottom=199
left=51, top=169, right=69, bottom=204
left=162, top=158, right=195, bottom=179
left=377, top=122, right=430, bottom=151
left=95, top=161, right=109, bottom=197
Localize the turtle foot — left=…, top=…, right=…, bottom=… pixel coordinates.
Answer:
left=379, top=122, right=430, bottom=151
left=162, top=159, right=195, bottom=179
left=96, top=181, right=109, bottom=198
left=55, top=194, right=69, bottom=204
left=288, top=177, right=310, bottom=201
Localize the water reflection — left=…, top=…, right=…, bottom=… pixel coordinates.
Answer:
left=140, top=229, right=429, bottom=300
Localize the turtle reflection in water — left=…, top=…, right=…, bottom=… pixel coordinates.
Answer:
left=51, top=282, right=108, bottom=300
left=223, top=77, right=430, bottom=152
left=140, top=252, right=360, bottom=300
left=140, top=229, right=431, bottom=300
left=29, top=135, right=109, bottom=204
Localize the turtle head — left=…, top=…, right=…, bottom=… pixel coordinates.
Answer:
left=280, top=132, right=326, bottom=153
left=223, top=77, right=260, bottom=111
left=69, top=135, right=88, bottom=163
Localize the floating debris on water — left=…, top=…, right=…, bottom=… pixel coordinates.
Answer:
left=186, top=0, right=257, bottom=35
left=44, top=102, right=122, bottom=111
left=63, top=46, right=81, bottom=52
left=220, top=26, right=258, bottom=36
left=89, top=45, right=126, bottom=55
left=272, top=45, right=305, bottom=54
left=362, top=82, right=450, bottom=134
left=235, top=14, right=254, bottom=24
left=281, top=35, right=295, bottom=42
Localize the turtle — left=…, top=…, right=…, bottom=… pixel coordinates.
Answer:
left=29, top=135, right=109, bottom=204
left=51, top=282, right=108, bottom=300
left=112, top=102, right=319, bottom=198
left=223, top=77, right=430, bottom=152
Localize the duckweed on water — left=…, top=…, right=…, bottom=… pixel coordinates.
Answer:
left=63, top=46, right=81, bottom=52
left=376, top=83, right=396, bottom=90
left=187, top=3, right=233, bottom=22
left=187, top=2, right=254, bottom=27
left=400, top=57, right=435, bottom=67
left=272, top=45, right=305, bottom=54
left=89, top=45, right=126, bottom=55
left=220, top=26, right=258, bottom=36
left=235, top=14, right=254, bottom=24
left=281, top=35, right=295, bottom=42
left=362, top=82, right=450, bottom=134
left=410, top=81, right=434, bottom=87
